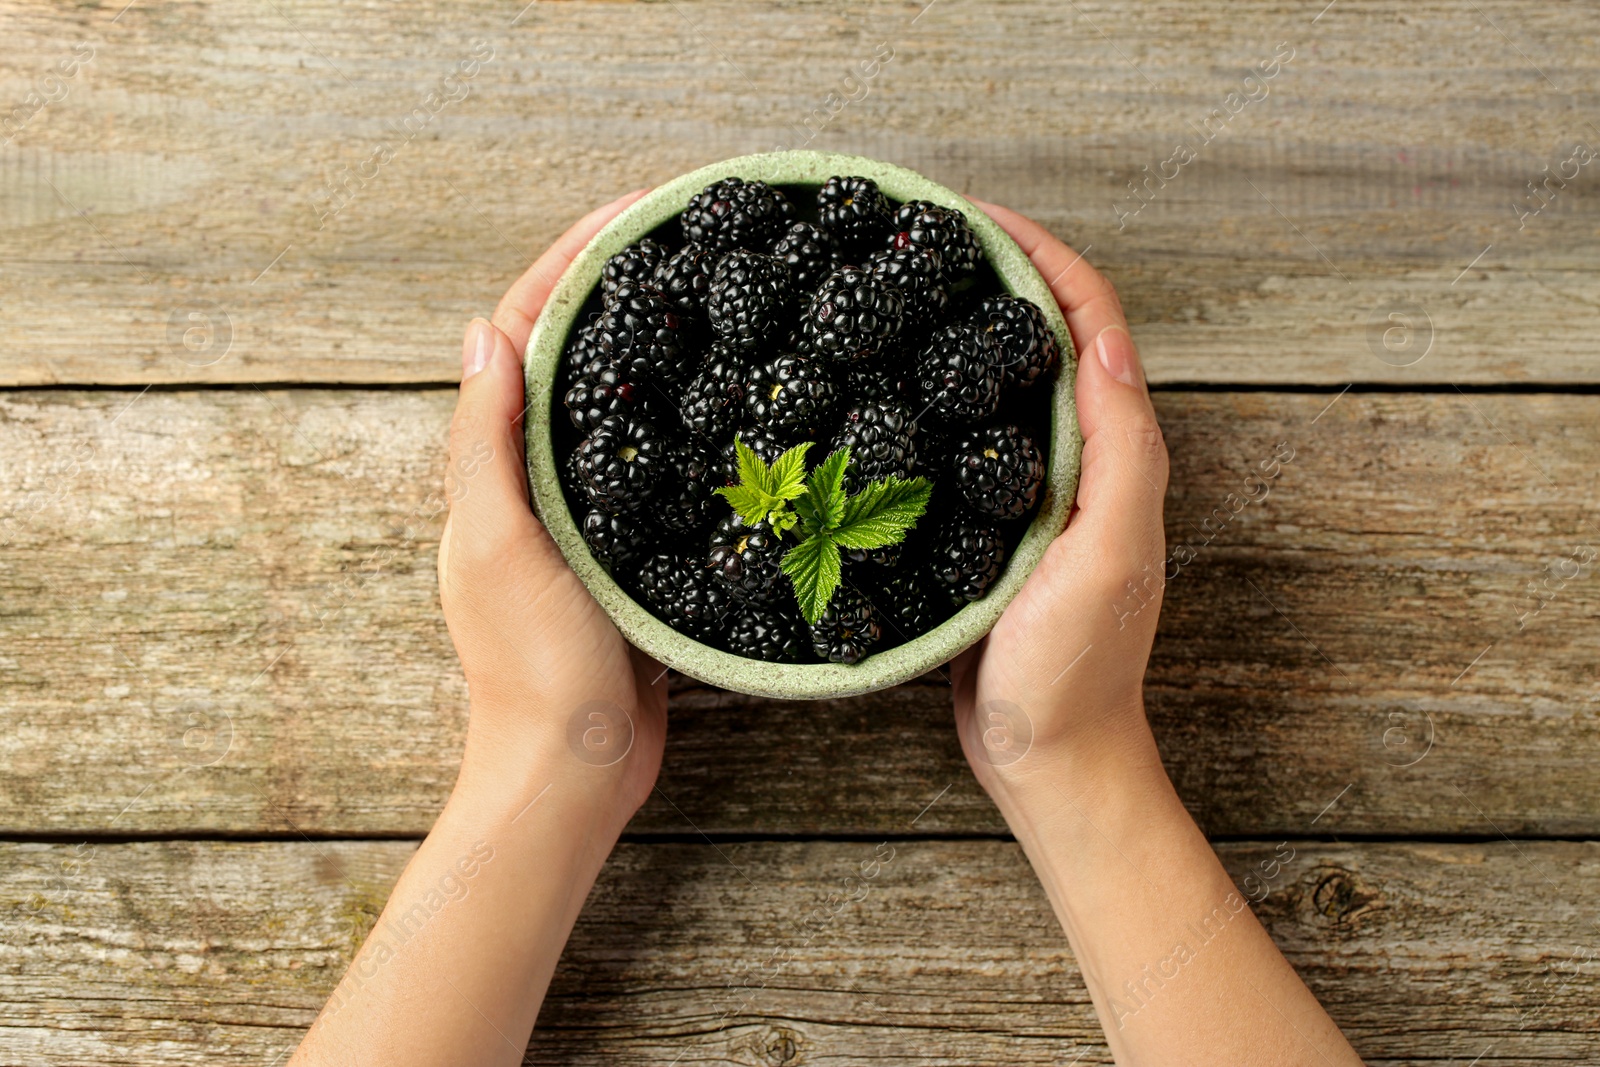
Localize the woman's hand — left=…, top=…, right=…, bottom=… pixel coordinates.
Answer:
left=949, top=204, right=1362, bottom=1066
left=294, top=192, right=670, bottom=1067
left=439, top=191, right=666, bottom=827
left=951, top=200, right=1170, bottom=804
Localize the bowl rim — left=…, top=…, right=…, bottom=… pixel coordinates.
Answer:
left=523, top=150, right=1081, bottom=700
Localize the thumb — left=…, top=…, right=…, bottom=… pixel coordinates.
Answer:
left=439, top=318, right=547, bottom=582
left=1068, top=323, right=1168, bottom=567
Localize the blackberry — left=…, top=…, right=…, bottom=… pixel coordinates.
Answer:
left=875, top=571, right=955, bottom=639
left=601, top=239, right=669, bottom=299
left=745, top=352, right=837, bottom=437
left=660, top=441, right=721, bottom=533
left=563, top=319, right=605, bottom=375
left=930, top=515, right=1007, bottom=603
left=809, top=584, right=882, bottom=665
left=915, top=322, right=1003, bottom=424
left=867, top=246, right=947, bottom=326
left=680, top=344, right=749, bottom=440
left=891, top=200, right=982, bottom=284
left=806, top=266, right=905, bottom=362
left=706, top=250, right=794, bottom=351
left=834, top=401, right=917, bottom=491
left=843, top=541, right=903, bottom=569
left=635, top=552, right=730, bottom=641
left=581, top=508, right=648, bottom=569
left=564, top=357, right=674, bottom=434
left=707, top=513, right=789, bottom=605
left=952, top=424, right=1045, bottom=521
left=845, top=365, right=917, bottom=405
left=596, top=282, right=692, bottom=387
left=652, top=242, right=718, bottom=317
left=573, top=414, right=670, bottom=513
left=770, top=220, right=842, bottom=290
left=680, top=177, right=794, bottom=253
left=817, top=176, right=893, bottom=254
left=723, top=603, right=812, bottom=663
left=970, top=294, right=1061, bottom=389
left=720, top=427, right=792, bottom=485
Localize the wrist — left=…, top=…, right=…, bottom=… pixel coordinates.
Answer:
left=449, top=697, right=657, bottom=842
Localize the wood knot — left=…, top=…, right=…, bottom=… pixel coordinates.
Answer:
left=759, top=1026, right=802, bottom=1065
left=1311, top=868, right=1373, bottom=925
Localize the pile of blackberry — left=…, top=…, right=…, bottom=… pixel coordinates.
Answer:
left=556, top=176, right=1061, bottom=666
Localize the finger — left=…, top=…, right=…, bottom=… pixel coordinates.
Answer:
left=969, top=200, right=1166, bottom=571
left=491, top=189, right=651, bottom=355
left=444, top=318, right=549, bottom=573
left=966, top=197, right=1127, bottom=365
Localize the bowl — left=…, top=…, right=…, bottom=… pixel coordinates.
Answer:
left=524, top=151, right=1081, bottom=700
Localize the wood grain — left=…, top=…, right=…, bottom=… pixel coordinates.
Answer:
left=1, top=1, right=1597, bottom=386
left=0, top=839, right=1594, bottom=1065
left=3, top=388, right=1596, bottom=836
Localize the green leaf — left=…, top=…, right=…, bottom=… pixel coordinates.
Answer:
left=768, top=442, right=814, bottom=502
left=733, top=435, right=776, bottom=496
left=833, top=476, right=933, bottom=550
left=781, top=533, right=842, bottom=625
left=796, top=447, right=850, bottom=537
left=714, top=483, right=771, bottom=526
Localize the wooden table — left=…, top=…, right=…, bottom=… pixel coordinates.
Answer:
left=3, top=2, right=1597, bottom=1062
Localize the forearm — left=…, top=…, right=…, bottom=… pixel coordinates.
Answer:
left=996, top=723, right=1361, bottom=1067
left=291, top=744, right=624, bottom=1067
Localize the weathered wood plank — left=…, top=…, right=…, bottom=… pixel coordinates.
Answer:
left=0, top=840, right=1594, bottom=1065
left=1, top=1, right=1597, bottom=385
left=2, top=389, right=1597, bottom=836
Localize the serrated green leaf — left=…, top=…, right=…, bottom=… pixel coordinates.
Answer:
left=833, top=476, right=932, bottom=549
left=796, top=447, right=850, bottom=537
left=715, top=484, right=772, bottom=526
left=768, top=442, right=814, bottom=502
left=733, top=435, right=776, bottom=496
left=780, top=533, right=842, bottom=625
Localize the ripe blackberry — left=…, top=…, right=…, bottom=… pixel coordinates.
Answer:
left=719, top=426, right=792, bottom=485
left=809, top=584, right=882, bottom=665
left=582, top=508, right=648, bottom=569
left=596, top=282, right=691, bottom=387
left=563, top=319, right=605, bottom=375
left=745, top=352, right=837, bottom=437
left=770, top=220, right=841, bottom=290
left=706, top=250, right=794, bottom=351
left=660, top=441, right=720, bottom=533
left=891, top=200, right=982, bottom=284
left=680, top=344, right=749, bottom=440
left=867, top=246, right=948, bottom=325
left=843, top=541, right=902, bottom=569
left=952, top=424, right=1045, bottom=521
left=680, top=177, right=794, bottom=253
left=601, top=239, right=669, bottom=299
left=915, top=322, right=1003, bottom=424
left=817, top=176, right=893, bottom=254
left=875, top=571, right=955, bottom=639
left=707, top=513, right=789, bottom=605
left=834, top=401, right=917, bottom=491
left=635, top=552, right=730, bottom=641
left=723, top=604, right=812, bottom=663
left=652, top=242, right=718, bottom=317
left=573, top=414, right=670, bottom=513
left=806, top=266, right=905, bottom=362
left=845, top=365, right=916, bottom=405
left=970, top=294, right=1061, bottom=389
left=929, top=515, right=1008, bottom=603
left=563, top=357, right=674, bottom=434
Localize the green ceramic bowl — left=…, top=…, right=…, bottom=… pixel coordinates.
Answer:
left=524, top=151, right=1081, bottom=699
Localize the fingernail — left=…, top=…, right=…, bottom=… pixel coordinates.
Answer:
left=1095, top=325, right=1143, bottom=388
left=462, top=319, right=493, bottom=381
